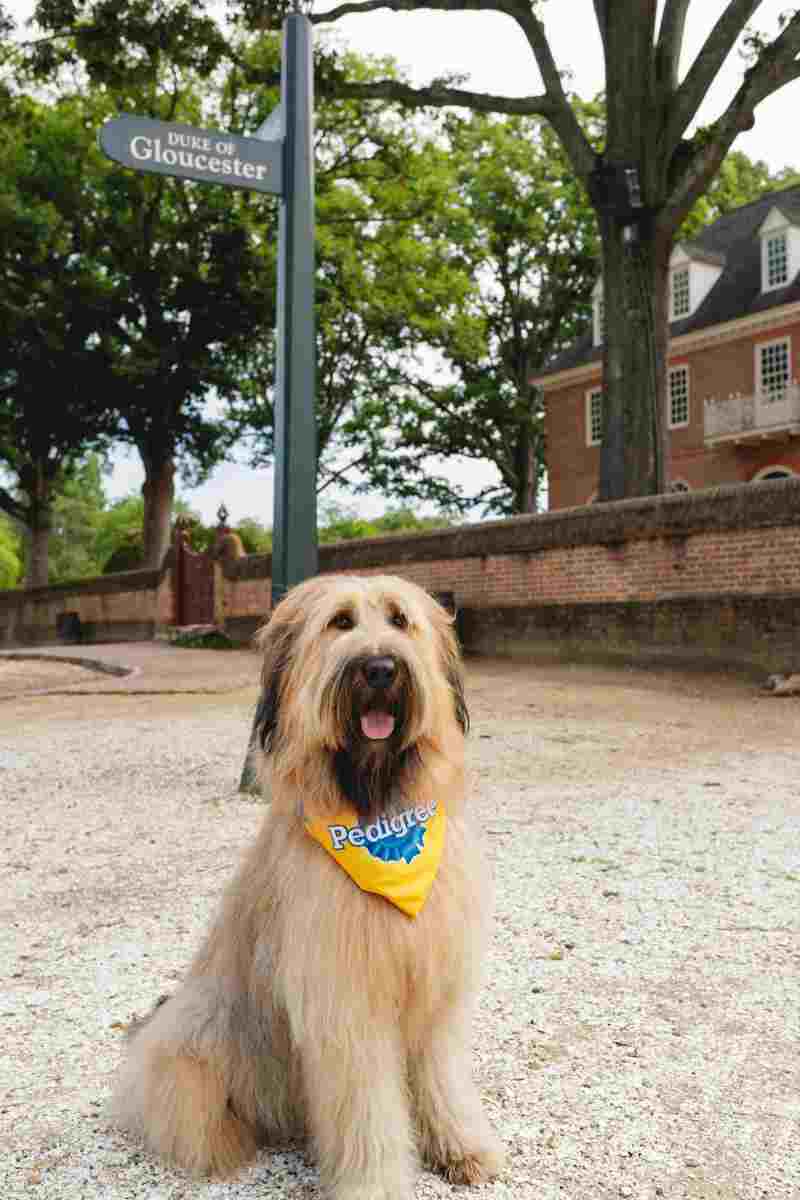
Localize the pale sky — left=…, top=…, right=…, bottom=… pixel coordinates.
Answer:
left=7, top=0, right=800, bottom=523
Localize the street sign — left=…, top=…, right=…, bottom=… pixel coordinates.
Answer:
left=97, top=15, right=318, bottom=610
left=99, top=114, right=283, bottom=196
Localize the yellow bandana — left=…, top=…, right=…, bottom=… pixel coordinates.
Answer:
left=305, top=797, right=446, bottom=918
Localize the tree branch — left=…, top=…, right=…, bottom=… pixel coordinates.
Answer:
left=317, top=452, right=371, bottom=493
left=664, top=44, right=800, bottom=229
left=655, top=0, right=691, bottom=95
left=316, top=72, right=556, bottom=118
left=664, top=0, right=763, bottom=149
left=311, top=0, right=595, bottom=180
left=504, top=0, right=595, bottom=179
left=311, top=0, right=512, bottom=26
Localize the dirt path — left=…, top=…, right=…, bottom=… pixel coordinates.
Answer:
left=1, top=658, right=798, bottom=1199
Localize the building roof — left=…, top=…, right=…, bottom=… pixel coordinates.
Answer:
left=536, top=184, right=800, bottom=380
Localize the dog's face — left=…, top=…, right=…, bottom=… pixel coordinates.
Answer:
left=254, top=575, right=467, bottom=816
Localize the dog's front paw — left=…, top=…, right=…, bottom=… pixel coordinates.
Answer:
left=438, top=1142, right=506, bottom=1186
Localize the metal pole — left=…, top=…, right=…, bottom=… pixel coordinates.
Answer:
left=270, top=12, right=318, bottom=609
left=240, top=14, right=317, bottom=794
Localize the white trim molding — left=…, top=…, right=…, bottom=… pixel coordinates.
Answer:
left=751, top=464, right=798, bottom=482
left=534, top=299, right=800, bottom=393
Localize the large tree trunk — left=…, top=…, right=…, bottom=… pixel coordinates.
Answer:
left=25, top=519, right=51, bottom=589
left=598, top=213, right=671, bottom=501
left=22, top=466, right=54, bottom=589
left=513, top=424, right=541, bottom=514
left=141, top=456, right=175, bottom=570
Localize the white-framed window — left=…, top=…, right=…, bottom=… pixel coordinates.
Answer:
left=668, top=365, right=690, bottom=428
left=671, top=266, right=691, bottom=319
left=586, top=387, right=604, bottom=447
left=756, top=338, right=791, bottom=402
left=765, top=231, right=789, bottom=290
left=758, top=208, right=799, bottom=294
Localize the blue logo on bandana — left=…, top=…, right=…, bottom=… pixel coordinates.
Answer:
left=326, top=799, right=437, bottom=863
left=363, top=822, right=426, bottom=864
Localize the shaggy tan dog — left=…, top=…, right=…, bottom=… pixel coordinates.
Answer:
left=114, top=574, right=504, bottom=1200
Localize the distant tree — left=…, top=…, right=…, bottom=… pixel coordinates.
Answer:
left=0, top=90, right=119, bottom=587
left=235, top=517, right=272, bottom=554
left=0, top=514, right=23, bottom=588
left=47, top=455, right=107, bottom=583
left=383, top=106, right=601, bottom=516
left=226, top=44, right=480, bottom=510
left=317, top=503, right=452, bottom=542
left=15, top=17, right=273, bottom=572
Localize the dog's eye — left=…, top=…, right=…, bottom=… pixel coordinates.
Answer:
left=330, top=612, right=354, bottom=631
left=389, top=611, right=408, bottom=630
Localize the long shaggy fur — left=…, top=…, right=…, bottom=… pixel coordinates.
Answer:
left=113, top=574, right=504, bottom=1200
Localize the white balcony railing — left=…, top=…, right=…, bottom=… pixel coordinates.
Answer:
left=704, top=381, right=800, bottom=443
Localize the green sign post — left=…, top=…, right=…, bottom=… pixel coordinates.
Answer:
left=98, top=13, right=318, bottom=609
left=269, top=13, right=318, bottom=608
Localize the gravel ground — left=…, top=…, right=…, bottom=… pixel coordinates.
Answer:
left=1, top=655, right=799, bottom=1199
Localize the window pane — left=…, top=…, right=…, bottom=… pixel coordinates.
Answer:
left=672, top=267, right=690, bottom=318
left=588, top=389, right=603, bottom=444
left=669, top=367, right=689, bottom=426
left=759, top=341, right=790, bottom=400
left=767, top=233, right=788, bottom=288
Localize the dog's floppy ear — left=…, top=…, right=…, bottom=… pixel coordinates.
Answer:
left=447, top=661, right=470, bottom=735
left=426, top=589, right=470, bottom=735
left=253, top=612, right=296, bottom=753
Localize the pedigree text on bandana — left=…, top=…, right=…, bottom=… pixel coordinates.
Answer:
left=327, top=800, right=438, bottom=854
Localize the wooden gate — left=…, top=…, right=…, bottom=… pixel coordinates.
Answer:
left=173, top=520, right=215, bottom=627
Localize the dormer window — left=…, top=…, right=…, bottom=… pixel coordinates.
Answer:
left=766, top=231, right=788, bottom=289
left=758, top=207, right=799, bottom=293
left=671, top=266, right=690, bottom=319
left=668, top=244, right=723, bottom=322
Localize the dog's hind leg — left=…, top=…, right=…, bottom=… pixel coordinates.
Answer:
left=410, top=1008, right=505, bottom=1186
left=113, top=980, right=259, bottom=1176
left=300, top=1023, right=416, bottom=1200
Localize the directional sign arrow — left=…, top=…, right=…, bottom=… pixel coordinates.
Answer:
left=99, top=114, right=283, bottom=196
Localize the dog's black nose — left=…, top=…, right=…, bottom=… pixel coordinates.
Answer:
left=363, top=656, right=397, bottom=690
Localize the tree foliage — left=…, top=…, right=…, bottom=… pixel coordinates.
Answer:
left=0, top=514, right=23, bottom=587
left=0, top=87, right=121, bottom=586
left=11, top=10, right=276, bottom=571
left=383, top=104, right=601, bottom=515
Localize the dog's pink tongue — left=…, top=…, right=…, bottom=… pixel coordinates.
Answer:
left=361, top=711, right=395, bottom=740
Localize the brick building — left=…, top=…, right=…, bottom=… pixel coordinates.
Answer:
left=535, top=186, right=800, bottom=510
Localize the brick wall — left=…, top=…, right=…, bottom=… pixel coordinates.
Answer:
left=3, top=480, right=799, bottom=674
left=0, top=565, right=172, bottom=646
left=221, top=478, right=800, bottom=674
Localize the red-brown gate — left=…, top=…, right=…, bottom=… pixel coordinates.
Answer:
left=173, top=520, right=215, bottom=627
